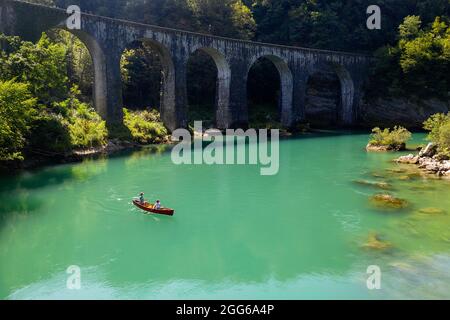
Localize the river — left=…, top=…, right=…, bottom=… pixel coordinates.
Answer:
left=0, top=132, right=449, bottom=299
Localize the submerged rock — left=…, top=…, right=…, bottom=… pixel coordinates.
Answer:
left=386, top=168, right=408, bottom=174
left=371, top=172, right=387, bottom=179
left=362, top=233, right=393, bottom=250
left=369, top=194, right=409, bottom=210
left=398, top=173, right=422, bottom=181
left=418, top=208, right=446, bottom=215
left=409, top=184, right=435, bottom=192
left=353, top=180, right=393, bottom=190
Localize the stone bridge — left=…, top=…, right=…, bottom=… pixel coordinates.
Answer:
left=0, top=0, right=373, bottom=131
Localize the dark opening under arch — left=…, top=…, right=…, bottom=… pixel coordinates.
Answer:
left=247, top=55, right=293, bottom=128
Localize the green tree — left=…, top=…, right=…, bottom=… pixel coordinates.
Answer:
left=0, top=33, right=69, bottom=105
left=369, top=15, right=450, bottom=99
left=0, top=80, right=37, bottom=161
left=423, top=113, right=450, bottom=157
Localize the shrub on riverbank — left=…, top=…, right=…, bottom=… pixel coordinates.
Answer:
left=0, top=80, right=37, bottom=161
left=368, top=126, right=412, bottom=151
left=27, top=114, right=72, bottom=155
left=123, top=108, right=168, bottom=144
left=67, top=100, right=108, bottom=149
left=423, top=113, right=450, bottom=158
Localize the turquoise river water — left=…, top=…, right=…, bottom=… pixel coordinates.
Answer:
left=0, top=132, right=449, bottom=299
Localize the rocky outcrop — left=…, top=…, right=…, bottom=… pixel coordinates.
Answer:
left=396, top=143, right=450, bottom=177
left=360, top=97, right=449, bottom=129
left=366, top=143, right=406, bottom=152
left=73, top=139, right=137, bottom=156
left=395, top=154, right=420, bottom=164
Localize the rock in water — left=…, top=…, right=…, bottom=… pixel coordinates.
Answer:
left=419, top=143, right=437, bottom=158
left=396, top=154, right=420, bottom=164
left=353, top=180, right=393, bottom=190
left=362, top=233, right=393, bottom=250
left=418, top=208, right=446, bottom=215
left=369, top=194, right=409, bottom=210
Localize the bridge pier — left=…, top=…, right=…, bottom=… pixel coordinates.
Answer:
left=292, top=72, right=309, bottom=124
left=226, top=63, right=249, bottom=129
left=158, top=56, right=184, bottom=132
left=101, top=52, right=124, bottom=127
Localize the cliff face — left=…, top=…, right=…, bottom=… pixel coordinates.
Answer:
left=359, top=98, right=450, bottom=129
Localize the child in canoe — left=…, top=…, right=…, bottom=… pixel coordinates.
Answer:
left=139, top=192, right=145, bottom=204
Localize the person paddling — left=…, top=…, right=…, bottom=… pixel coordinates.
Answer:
left=154, top=200, right=161, bottom=209
left=139, top=192, right=145, bottom=204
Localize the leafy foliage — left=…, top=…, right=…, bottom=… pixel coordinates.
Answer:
left=0, top=34, right=107, bottom=163
left=369, top=126, right=412, bottom=148
left=66, top=99, right=108, bottom=149
left=0, top=33, right=69, bottom=105
left=423, top=113, right=450, bottom=157
left=47, top=30, right=94, bottom=98
left=27, top=113, right=72, bottom=155
left=123, top=108, right=168, bottom=144
left=369, top=16, right=450, bottom=99
left=0, top=80, right=37, bottom=161
left=121, top=44, right=163, bottom=110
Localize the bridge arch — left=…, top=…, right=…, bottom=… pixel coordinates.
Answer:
left=305, top=63, right=355, bottom=126
left=119, top=38, right=175, bottom=127
left=38, top=27, right=108, bottom=120
left=247, top=54, right=293, bottom=127
left=333, top=64, right=355, bottom=125
left=186, top=47, right=231, bottom=128
left=66, top=30, right=108, bottom=118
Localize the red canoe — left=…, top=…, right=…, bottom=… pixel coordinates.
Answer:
left=132, top=199, right=175, bottom=216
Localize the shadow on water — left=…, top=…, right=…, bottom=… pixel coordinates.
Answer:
left=0, top=193, right=44, bottom=230
left=0, top=169, right=73, bottom=196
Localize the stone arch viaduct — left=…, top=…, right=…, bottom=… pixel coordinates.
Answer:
left=0, top=0, right=374, bottom=131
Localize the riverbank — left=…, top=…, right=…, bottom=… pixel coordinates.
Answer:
left=396, top=143, right=450, bottom=178
left=1, top=125, right=302, bottom=173
left=0, top=138, right=169, bottom=173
